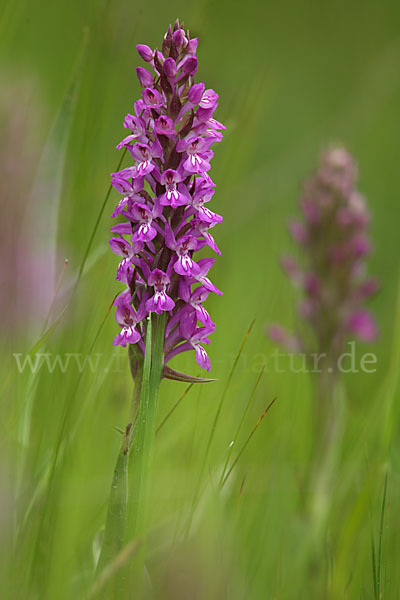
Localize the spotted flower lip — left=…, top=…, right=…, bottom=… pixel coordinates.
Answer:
left=197, top=89, right=219, bottom=121
left=158, top=169, right=189, bottom=208
left=109, top=20, right=224, bottom=372
left=113, top=294, right=143, bottom=347
left=166, top=232, right=201, bottom=277
left=127, top=142, right=163, bottom=177
left=123, top=202, right=157, bottom=243
left=177, top=136, right=215, bottom=174
left=269, top=147, right=378, bottom=362
left=145, top=269, right=175, bottom=315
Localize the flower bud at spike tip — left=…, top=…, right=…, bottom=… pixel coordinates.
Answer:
left=136, top=44, right=153, bottom=62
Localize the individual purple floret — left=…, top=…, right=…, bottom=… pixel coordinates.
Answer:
left=268, top=148, right=378, bottom=369
left=110, top=20, right=224, bottom=373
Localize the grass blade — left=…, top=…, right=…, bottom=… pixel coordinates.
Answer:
left=28, top=29, right=89, bottom=311
left=221, top=397, right=277, bottom=488
left=185, top=319, right=255, bottom=536
left=156, top=383, right=194, bottom=434
left=377, top=472, right=389, bottom=598
left=74, top=147, right=127, bottom=291
left=219, top=366, right=265, bottom=486
left=371, top=533, right=378, bottom=600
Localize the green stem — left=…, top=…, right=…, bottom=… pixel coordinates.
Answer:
left=309, top=371, right=346, bottom=534
left=122, top=312, right=165, bottom=596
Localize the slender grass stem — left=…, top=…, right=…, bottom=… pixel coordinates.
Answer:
left=219, top=367, right=265, bottom=486
left=371, top=534, right=378, bottom=600
left=41, top=259, right=69, bottom=336
left=221, top=396, right=276, bottom=488
left=74, top=147, right=127, bottom=292
left=377, top=472, right=389, bottom=598
left=156, top=382, right=194, bottom=434
left=184, top=319, right=255, bottom=537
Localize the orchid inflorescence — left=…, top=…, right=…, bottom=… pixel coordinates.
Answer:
left=109, top=20, right=224, bottom=372
left=269, top=148, right=378, bottom=366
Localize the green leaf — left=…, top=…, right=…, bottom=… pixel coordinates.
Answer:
left=162, top=364, right=216, bottom=383
left=117, top=313, right=165, bottom=597
left=95, top=426, right=130, bottom=596
left=28, top=28, right=89, bottom=313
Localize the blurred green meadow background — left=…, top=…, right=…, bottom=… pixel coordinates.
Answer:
left=1, top=0, right=400, bottom=598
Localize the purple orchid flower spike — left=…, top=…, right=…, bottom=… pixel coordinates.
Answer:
left=109, top=19, right=224, bottom=377
left=267, top=148, right=380, bottom=524
left=269, top=147, right=378, bottom=372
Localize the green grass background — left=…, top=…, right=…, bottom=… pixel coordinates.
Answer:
left=1, top=0, right=400, bottom=598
